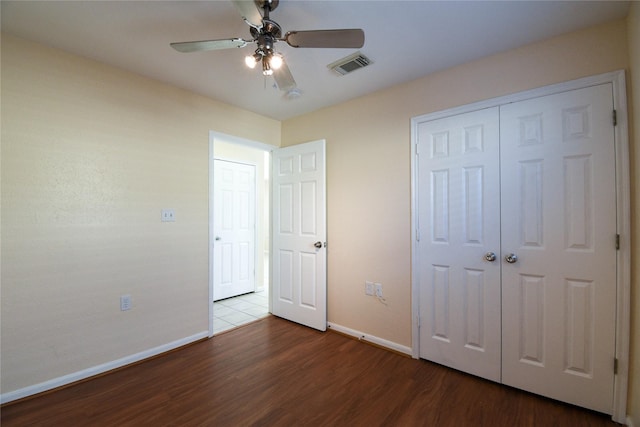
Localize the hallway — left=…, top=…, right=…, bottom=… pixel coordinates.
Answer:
left=213, top=288, right=270, bottom=334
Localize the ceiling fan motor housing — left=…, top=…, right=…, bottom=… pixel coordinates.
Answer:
left=256, top=0, right=279, bottom=13
left=250, top=19, right=282, bottom=47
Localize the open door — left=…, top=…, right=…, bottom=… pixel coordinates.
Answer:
left=271, top=140, right=327, bottom=331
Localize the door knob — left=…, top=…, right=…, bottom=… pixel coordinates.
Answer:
left=484, top=252, right=497, bottom=262
left=505, top=253, right=518, bottom=264
left=314, top=241, right=323, bottom=249
left=215, top=236, right=221, bottom=241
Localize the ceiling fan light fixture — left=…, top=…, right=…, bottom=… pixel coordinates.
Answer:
left=269, top=53, right=283, bottom=70
left=245, top=55, right=258, bottom=69
left=245, top=52, right=261, bottom=69
left=262, top=59, right=273, bottom=76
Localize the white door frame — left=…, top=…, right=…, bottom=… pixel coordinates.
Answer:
left=209, top=131, right=276, bottom=337
left=410, top=70, right=630, bottom=423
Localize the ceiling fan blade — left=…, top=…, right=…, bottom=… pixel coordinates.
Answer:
left=231, top=0, right=263, bottom=28
left=170, top=38, right=249, bottom=53
left=285, top=29, right=364, bottom=49
left=273, top=59, right=297, bottom=92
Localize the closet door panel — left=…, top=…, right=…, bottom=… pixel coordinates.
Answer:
left=500, top=83, right=616, bottom=414
left=417, top=107, right=501, bottom=382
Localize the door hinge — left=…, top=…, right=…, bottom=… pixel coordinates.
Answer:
left=614, top=358, right=619, bottom=374
left=613, top=109, right=617, bottom=126
left=615, top=234, right=620, bottom=250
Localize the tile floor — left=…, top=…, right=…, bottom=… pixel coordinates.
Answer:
left=213, top=288, right=270, bottom=335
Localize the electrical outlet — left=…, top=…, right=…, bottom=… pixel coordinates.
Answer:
left=161, top=209, right=176, bottom=222
left=365, top=281, right=374, bottom=296
left=120, top=294, right=132, bottom=311
left=375, top=283, right=383, bottom=298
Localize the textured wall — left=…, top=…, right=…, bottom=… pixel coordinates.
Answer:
left=0, top=34, right=280, bottom=394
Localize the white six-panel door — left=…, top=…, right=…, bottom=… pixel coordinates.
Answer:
left=416, top=83, right=617, bottom=414
left=417, top=107, right=502, bottom=382
left=500, top=84, right=616, bottom=413
left=213, top=159, right=256, bottom=301
left=271, top=140, right=327, bottom=331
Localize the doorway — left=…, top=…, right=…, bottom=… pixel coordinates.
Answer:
left=209, top=132, right=274, bottom=335
left=209, top=135, right=328, bottom=335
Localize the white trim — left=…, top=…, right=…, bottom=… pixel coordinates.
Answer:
left=209, top=130, right=276, bottom=153
left=410, top=70, right=630, bottom=423
left=610, top=70, right=631, bottom=426
left=209, top=136, right=215, bottom=338
left=208, top=131, right=276, bottom=338
left=327, top=322, right=412, bottom=356
left=411, top=70, right=627, bottom=123
left=410, top=114, right=421, bottom=360
left=626, top=416, right=635, bottom=427
left=0, top=331, right=208, bottom=405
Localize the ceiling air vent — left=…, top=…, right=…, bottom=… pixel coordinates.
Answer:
left=328, top=52, right=372, bottom=76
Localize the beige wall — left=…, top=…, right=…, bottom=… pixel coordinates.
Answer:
left=0, top=34, right=280, bottom=394
left=283, top=18, right=636, bottom=418
left=626, top=3, right=639, bottom=426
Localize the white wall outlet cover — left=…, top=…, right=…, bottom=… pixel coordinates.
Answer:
left=374, top=283, right=383, bottom=298
left=365, top=281, right=374, bottom=296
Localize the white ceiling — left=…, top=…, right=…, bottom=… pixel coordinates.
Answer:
left=1, top=1, right=630, bottom=121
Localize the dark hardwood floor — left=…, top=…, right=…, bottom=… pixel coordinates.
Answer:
left=1, top=316, right=618, bottom=426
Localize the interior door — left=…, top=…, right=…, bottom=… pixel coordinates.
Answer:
left=213, top=159, right=256, bottom=301
left=417, top=107, right=502, bottom=381
left=271, top=140, right=327, bottom=331
left=500, top=84, right=617, bottom=414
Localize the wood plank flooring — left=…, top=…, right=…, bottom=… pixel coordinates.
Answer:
left=1, top=316, right=617, bottom=426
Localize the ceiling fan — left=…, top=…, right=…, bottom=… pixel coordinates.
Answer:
left=170, top=0, right=365, bottom=94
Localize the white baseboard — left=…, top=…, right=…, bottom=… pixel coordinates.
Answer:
left=625, top=416, right=634, bottom=427
left=327, top=322, right=412, bottom=356
left=1, top=331, right=209, bottom=405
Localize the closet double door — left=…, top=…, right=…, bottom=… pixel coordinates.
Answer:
left=416, top=83, right=617, bottom=414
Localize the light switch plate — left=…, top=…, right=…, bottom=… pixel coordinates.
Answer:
left=161, top=209, right=175, bottom=222
left=120, top=294, right=132, bottom=311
